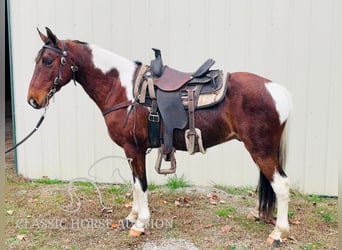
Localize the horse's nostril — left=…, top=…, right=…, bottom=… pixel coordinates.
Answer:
left=29, top=98, right=40, bottom=109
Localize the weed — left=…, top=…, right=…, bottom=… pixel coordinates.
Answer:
left=18, top=228, right=28, bottom=235
left=73, top=181, right=93, bottom=187
left=307, top=195, right=322, bottom=203
left=213, top=184, right=254, bottom=196
left=300, top=242, right=324, bottom=249
left=34, top=179, right=64, bottom=185
left=215, top=206, right=236, bottom=218
left=166, top=175, right=192, bottom=190
left=79, top=186, right=95, bottom=195
left=6, top=237, right=18, bottom=245
left=70, top=245, right=78, bottom=250
left=148, top=182, right=159, bottom=191
left=108, top=184, right=130, bottom=195
left=115, top=197, right=125, bottom=204
left=321, top=211, right=334, bottom=223
left=288, top=209, right=295, bottom=219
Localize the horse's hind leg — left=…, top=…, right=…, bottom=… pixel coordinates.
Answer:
left=246, top=154, right=289, bottom=247
left=235, top=115, right=290, bottom=244
left=249, top=149, right=290, bottom=246
left=268, top=170, right=290, bottom=245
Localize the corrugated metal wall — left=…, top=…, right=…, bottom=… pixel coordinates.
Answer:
left=9, top=0, right=341, bottom=195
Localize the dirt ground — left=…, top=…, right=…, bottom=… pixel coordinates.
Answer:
left=4, top=113, right=338, bottom=249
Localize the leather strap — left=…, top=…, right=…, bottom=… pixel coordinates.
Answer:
left=133, top=65, right=149, bottom=100
left=188, top=88, right=195, bottom=134
left=102, top=100, right=132, bottom=116
left=187, top=87, right=197, bottom=153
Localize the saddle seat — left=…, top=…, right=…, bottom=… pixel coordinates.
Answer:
left=154, top=66, right=192, bottom=91
left=154, top=58, right=216, bottom=92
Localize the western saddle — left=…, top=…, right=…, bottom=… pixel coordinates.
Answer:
left=133, top=49, right=229, bottom=175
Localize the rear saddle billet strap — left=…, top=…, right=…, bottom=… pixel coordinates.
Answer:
left=185, top=86, right=206, bottom=155
left=186, top=87, right=197, bottom=155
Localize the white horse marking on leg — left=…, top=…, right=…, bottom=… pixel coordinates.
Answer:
left=270, top=171, right=290, bottom=241
left=130, top=177, right=150, bottom=233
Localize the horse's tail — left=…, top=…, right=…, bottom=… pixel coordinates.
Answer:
left=258, top=123, right=288, bottom=219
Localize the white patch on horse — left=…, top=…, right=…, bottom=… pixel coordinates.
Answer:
left=89, top=44, right=135, bottom=100
left=131, top=177, right=150, bottom=232
left=265, top=82, right=292, bottom=124
left=270, top=171, right=290, bottom=240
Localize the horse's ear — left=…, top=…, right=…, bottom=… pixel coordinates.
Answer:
left=45, top=27, right=57, bottom=45
left=37, top=27, right=49, bottom=43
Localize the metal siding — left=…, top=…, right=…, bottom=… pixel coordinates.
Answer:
left=9, top=0, right=340, bottom=195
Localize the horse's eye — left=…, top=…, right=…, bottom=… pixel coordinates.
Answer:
left=42, top=58, right=53, bottom=66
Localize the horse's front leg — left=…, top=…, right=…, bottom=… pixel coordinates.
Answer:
left=124, top=149, right=150, bottom=236
left=127, top=176, right=150, bottom=236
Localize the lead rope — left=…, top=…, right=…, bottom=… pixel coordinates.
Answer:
left=5, top=108, right=47, bottom=154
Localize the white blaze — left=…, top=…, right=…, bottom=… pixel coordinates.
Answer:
left=89, top=44, right=136, bottom=100
left=265, top=82, right=292, bottom=124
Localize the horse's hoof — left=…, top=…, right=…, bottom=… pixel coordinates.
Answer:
left=121, top=219, right=134, bottom=229
left=128, top=228, right=144, bottom=237
left=266, top=236, right=281, bottom=249
left=247, top=212, right=257, bottom=220
left=247, top=208, right=259, bottom=220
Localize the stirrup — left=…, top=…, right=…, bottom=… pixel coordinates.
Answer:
left=155, top=148, right=177, bottom=175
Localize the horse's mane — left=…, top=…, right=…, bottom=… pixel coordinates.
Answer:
left=73, top=40, right=88, bottom=45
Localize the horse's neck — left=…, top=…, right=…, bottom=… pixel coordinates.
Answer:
left=73, top=43, right=136, bottom=111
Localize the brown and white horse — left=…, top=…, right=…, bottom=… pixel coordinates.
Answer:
left=27, top=28, right=292, bottom=246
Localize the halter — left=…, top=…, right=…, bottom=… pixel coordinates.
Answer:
left=42, top=41, right=78, bottom=101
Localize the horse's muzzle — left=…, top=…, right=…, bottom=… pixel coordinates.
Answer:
left=27, top=88, right=49, bottom=109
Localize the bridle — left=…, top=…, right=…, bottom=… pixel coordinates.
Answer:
left=42, top=41, right=79, bottom=102
left=5, top=41, right=78, bottom=154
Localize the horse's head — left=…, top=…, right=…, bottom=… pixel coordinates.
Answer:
left=27, top=27, right=77, bottom=109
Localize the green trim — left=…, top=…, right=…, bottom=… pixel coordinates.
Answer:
left=6, top=0, right=18, bottom=173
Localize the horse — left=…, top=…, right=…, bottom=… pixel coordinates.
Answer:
left=27, top=27, right=292, bottom=247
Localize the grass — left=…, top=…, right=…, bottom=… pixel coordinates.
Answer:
left=107, top=184, right=130, bottom=195
left=166, top=175, right=192, bottom=190
left=148, top=182, right=160, bottom=191
left=300, top=242, right=324, bottom=250
left=5, top=168, right=338, bottom=249
left=33, top=179, right=64, bottom=185
left=321, top=211, right=334, bottom=223
left=213, top=184, right=254, bottom=196
left=307, top=194, right=322, bottom=203
left=215, top=206, right=236, bottom=218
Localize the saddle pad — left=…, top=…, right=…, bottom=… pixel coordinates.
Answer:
left=182, top=72, right=229, bottom=109
left=156, top=89, right=188, bottom=154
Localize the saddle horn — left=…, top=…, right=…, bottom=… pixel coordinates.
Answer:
left=150, top=48, right=163, bottom=77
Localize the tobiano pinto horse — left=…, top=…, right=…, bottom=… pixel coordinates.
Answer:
left=27, top=27, right=292, bottom=246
